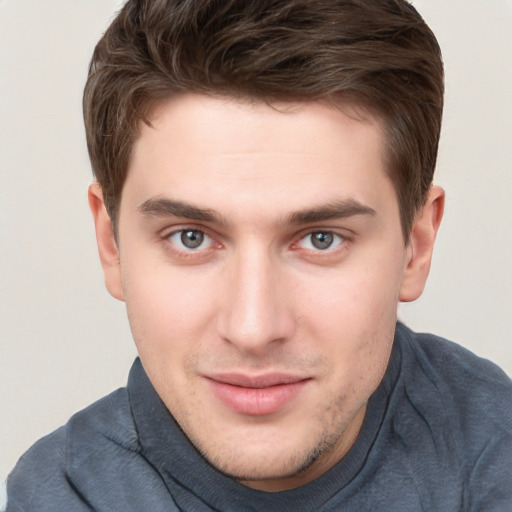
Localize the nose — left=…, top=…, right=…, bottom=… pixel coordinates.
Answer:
left=217, top=243, right=295, bottom=354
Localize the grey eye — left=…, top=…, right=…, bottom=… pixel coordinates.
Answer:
left=298, top=231, right=343, bottom=251
left=310, top=232, right=334, bottom=250
left=167, top=228, right=215, bottom=253
left=180, top=230, right=205, bottom=249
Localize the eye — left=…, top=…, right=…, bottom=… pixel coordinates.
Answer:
left=298, top=231, right=343, bottom=251
left=167, top=229, right=213, bottom=251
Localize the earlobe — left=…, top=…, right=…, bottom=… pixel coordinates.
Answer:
left=88, top=183, right=125, bottom=301
left=399, top=185, right=445, bottom=302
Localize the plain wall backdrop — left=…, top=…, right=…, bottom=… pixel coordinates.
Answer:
left=1, top=0, right=511, bottom=490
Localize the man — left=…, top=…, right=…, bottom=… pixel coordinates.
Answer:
left=6, top=0, right=511, bottom=510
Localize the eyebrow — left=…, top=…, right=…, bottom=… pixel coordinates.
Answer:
left=138, top=197, right=376, bottom=226
left=286, top=199, right=376, bottom=224
left=138, top=198, right=224, bottom=224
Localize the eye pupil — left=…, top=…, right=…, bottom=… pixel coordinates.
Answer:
left=181, top=230, right=204, bottom=249
left=311, top=232, right=333, bottom=250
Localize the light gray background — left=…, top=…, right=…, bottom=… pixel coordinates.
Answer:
left=1, top=0, right=511, bottom=492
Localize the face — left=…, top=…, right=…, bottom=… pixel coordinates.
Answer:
left=91, top=94, right=440, bottom=491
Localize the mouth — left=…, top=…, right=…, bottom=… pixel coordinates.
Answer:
left=204, top=373, right=311, bottom=416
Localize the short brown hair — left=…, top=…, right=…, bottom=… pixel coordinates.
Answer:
left=84, top=0, right=443, bottom=237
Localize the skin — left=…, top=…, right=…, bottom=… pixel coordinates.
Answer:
left=89, top=94, right=444, bottom=491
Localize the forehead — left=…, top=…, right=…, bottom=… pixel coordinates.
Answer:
left=142, top=94, right=382, bottom=160
left=124, top=94, right=395, bottom=219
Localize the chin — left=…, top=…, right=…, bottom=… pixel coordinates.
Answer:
left=198, top=425, right=340, bottom=489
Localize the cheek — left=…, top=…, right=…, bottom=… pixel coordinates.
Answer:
left=300, top=264, right=402, bottom=335
left=121, top=264, right=217, bottom=408
left=121, top=260, right=217, bottom=354
left=295, top=254, right=403, bottom=380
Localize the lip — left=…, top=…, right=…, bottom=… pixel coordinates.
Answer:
left=205, top=373, right=311, bottom=416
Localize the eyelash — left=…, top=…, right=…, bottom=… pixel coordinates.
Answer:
left=295, top=231, right=345, bottom=252
left=160, top=226, right=220, bottom=259
left=160, top=227, right=350, bottom=260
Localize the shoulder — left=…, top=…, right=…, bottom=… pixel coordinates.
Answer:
left=398, top=323, right=512, bottom=419
left=6, top=426, right=68, bottom=512
left=394, top=324, right=512, bottom=510
left=6, top=388, right=136, bottom=512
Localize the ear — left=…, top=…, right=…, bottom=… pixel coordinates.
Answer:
left=88, top=182, right=124, bottom=301
left=399, top=185, right=445, bottom=302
